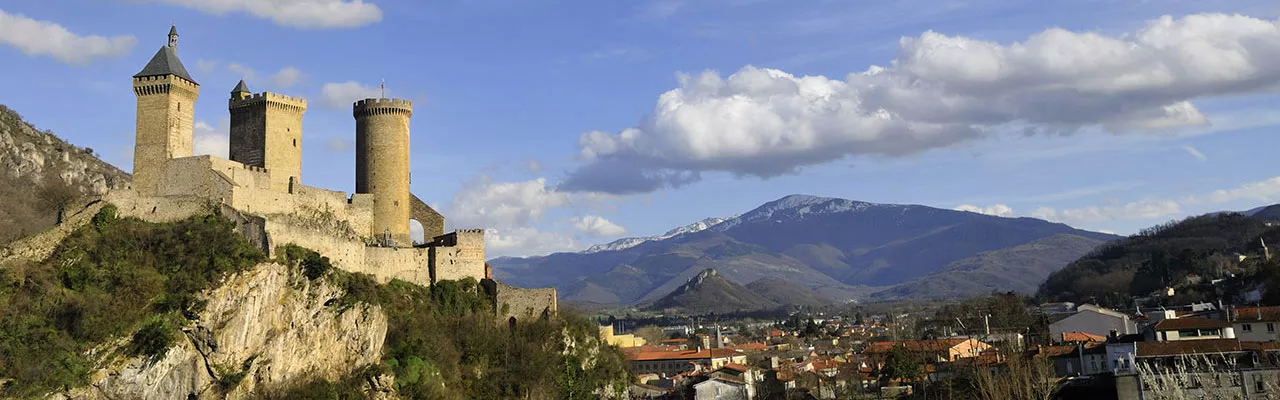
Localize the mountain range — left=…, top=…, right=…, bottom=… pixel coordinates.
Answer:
left=491, top=194, right=1121, bottom=308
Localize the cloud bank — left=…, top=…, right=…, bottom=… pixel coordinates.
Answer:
left=320, top=81, right=382, bottom=109
left=144, top=0, right=382, bottom=29
left=563, top=13, right=1280, bottom=194
left=0, top=10, right=135, bottom=64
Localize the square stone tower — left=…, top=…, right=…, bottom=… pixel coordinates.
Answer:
left=228, top=80, right=307, bottom=193
left=132, top=25, right=198, bottom=196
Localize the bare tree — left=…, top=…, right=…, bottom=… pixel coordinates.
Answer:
left=1125, top=353, right=1280, bottom=400
left=38, top=175, right=79, bottom=225
left=632, top=325, right=665, bottom=345
left=973, top=353, right=1057, bottom=400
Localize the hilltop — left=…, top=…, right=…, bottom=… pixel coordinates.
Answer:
left=646, top=269, right=779, bottom=314
left=1039, top=212, right=1280, bottom=304
left=0, top=105, right=128, bottom=243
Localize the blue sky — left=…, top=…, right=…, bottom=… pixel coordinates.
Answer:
left=4, top=0, right=1280, bottom=257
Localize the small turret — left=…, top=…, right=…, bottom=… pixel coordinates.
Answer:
left=231, top=79, right=251, bottom=100
left=168, top=24, right=179, bottom=49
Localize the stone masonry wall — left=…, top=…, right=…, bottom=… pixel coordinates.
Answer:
left=495, top=282, right=558, bottom=320
left=409, top=194, right=445, bottom=239
left=132, top=75, right=198, bottom=196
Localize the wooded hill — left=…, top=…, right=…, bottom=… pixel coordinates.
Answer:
left=1037, top=212, right=1280, bottom=305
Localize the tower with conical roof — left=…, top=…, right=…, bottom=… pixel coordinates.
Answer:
left=132, top=25, right=199, bottom=196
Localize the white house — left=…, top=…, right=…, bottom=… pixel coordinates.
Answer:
left=694, top=378, right=749, bottom=400
left=1050, top=304, right=1137, bottom=340
left=1231, top=306, right=1280, bottom=342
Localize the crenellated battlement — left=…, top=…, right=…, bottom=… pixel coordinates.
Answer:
left=353, top=98, right=413, bottom=118
left=133, top=75, right=200, bottom=97
left=229, top=92, right=308, bottom=112
left=134, top=74, right=199, bottom=88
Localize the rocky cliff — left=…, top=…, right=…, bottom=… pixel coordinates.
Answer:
left=0, top=105, right=128, bottom=243
left=50, top=262, right=390, bottom=400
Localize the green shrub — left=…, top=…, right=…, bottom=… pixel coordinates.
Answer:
left=277, top=244, right=332, bottom=280
left=0, top=212, right=264, bottom=397
left=323, top=276, right=631, bottom=399
left=128, top=315, right=176, bottom=359
left=91, top=204, right=117, bottom=232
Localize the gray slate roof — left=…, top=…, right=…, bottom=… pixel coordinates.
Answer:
left=133, top=45, right=197, bottom=84
left=232, top=79, right=250, bottom=93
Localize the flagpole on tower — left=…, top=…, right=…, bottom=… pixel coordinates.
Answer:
left=381, top=79, right=386, bottom=98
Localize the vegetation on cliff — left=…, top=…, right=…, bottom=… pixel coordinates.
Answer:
left=0, top=207, right=265, bottom=397
left=0, top=104, right=129, bottom=244
left=277, top=250, right=632, bottom=399
left=0, top=210, right=630, bottom=398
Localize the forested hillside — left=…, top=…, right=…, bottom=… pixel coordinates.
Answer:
left=1038, top=213, right=1280, bottom=304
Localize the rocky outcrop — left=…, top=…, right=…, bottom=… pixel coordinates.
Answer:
left=0, top=105, right=130, bottom=243
left=57, top=263, right=389, bottom=400
left=0, top=105, right=127, bottom=196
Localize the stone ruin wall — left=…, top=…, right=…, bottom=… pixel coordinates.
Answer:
left=495, top=281, right=558, bottom=321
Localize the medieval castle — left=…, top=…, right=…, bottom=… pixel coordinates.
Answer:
left=106, top=26, right=556, bottom=318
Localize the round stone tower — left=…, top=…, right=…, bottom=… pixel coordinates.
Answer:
left=354, top=98, right=413, bottom=246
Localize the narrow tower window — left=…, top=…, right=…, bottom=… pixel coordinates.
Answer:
left=293, top=139, right=297, bottom=147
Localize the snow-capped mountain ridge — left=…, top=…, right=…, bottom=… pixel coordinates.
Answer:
left=582, top=216, right=731, bottom=253
left=713, top=194, right=901, bottom=231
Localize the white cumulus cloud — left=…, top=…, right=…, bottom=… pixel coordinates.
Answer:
left=320, top=81, right=382, bottom=109
left=563, top=13, right=1280, bottom=194
left=144, top=0, right=382, bottom=29
left=1190, top=176, right=1280, bottom=205
left=0, top=10, right=135, bottom=64
left=954, top=204, right=1015, bottom=217
left=484, top=227, right=580, bottom=258
left=444, top=177, right=571, bottom=229
left=571, top=215, right=628, bottom=238
left=1033, top=199, right=1183, bottom=225
left=271, top=67, right=303, bottom=88
left=192, top=120, right=229, bottom=158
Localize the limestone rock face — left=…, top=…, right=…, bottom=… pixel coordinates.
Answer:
left=68, top=263, right=388, bottom=399
left=0, top=106, right=127, bottom=194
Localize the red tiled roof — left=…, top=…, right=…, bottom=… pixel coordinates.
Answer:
left=622, top=345, right=667, bottom=354
left=866, top=338, right=970, bottom=353
left=720, top=363, right=751, bottom=372
left=1060, top=331, right=1106, bottom=343
left=1152, top=318, right=1231, bottom=330
left=1136, top=339, right=1242, bottom=357
left=627, top=348, right=742, bottom=361
left=733, top=342, right=768, bottom=352
left=660, top=339, right=687, bottom=344
left=1235, top=306, right=1280, bottom=322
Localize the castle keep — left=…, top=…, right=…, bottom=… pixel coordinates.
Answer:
left=105, top=26, right=555, bottom=314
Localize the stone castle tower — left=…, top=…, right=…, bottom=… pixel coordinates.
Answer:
left=228, top=80, right=308, bottom=192
left=132, top=25, right=199, bottom=196
left=354, top=98, right=413, bottom=246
